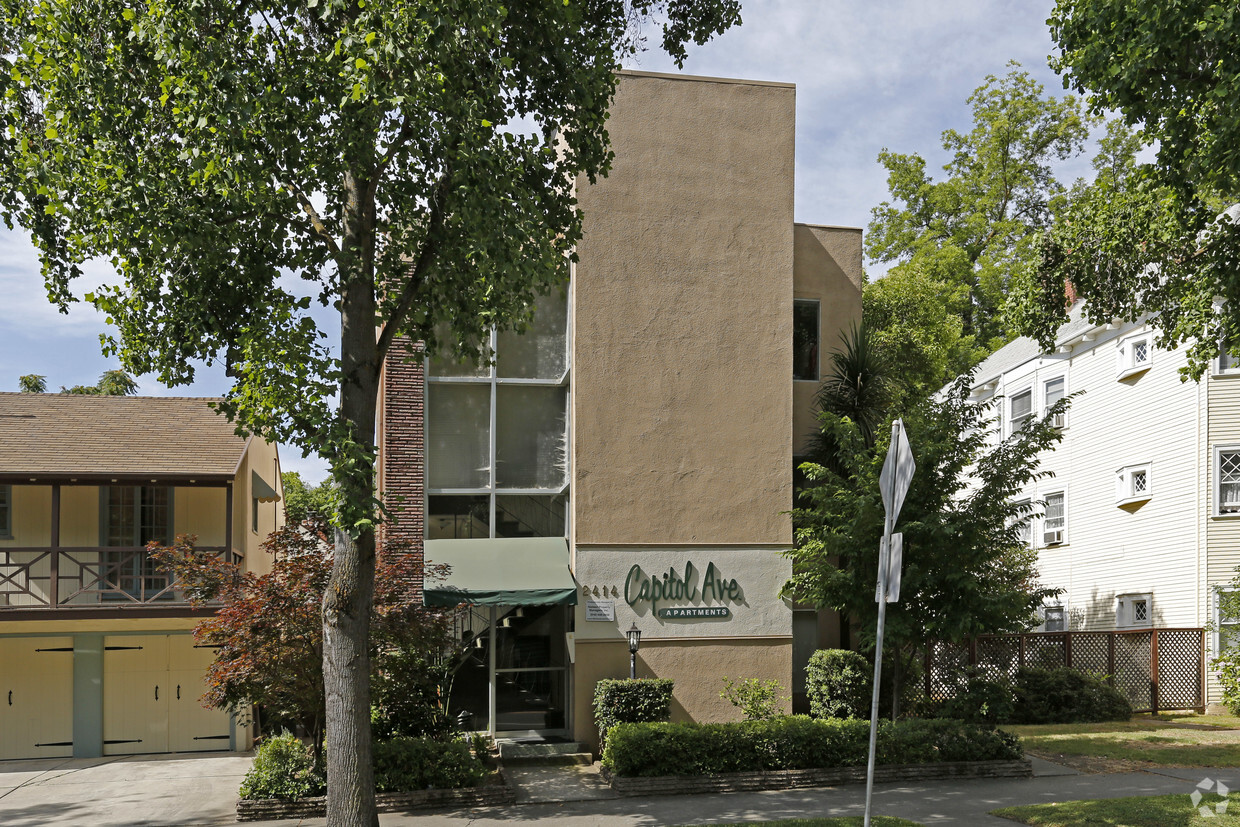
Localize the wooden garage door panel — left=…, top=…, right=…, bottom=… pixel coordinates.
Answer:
left=0, top=637, right=73, bottom=760
left=167, top=637, right=230, bottom=752
left=103, top=635, right=169, bottom=755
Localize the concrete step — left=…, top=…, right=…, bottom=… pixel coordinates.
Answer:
left=498, top=741, right=592, bottom=765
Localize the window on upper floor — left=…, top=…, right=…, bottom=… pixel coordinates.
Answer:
left=1117, top=333, right=1153, bottom=379
left=1010, top=388, right=1033, bottom=432
left=102, top=485, right=172, bottom=546
left=1220, top=350, right=1240, bottom=375
left=1216, top=448, right=1240, bottom=516
left=1042, top=491, right=1065, bottom=546
left=1043, top=376, right=1066, bottom=428
left=1116, top=593, right=1152, bottom=629
left=1013, top=498, right=1032, bottom=547
left=793, top=300, right=820, bottom=381
left=1041, top=604, right=1067, bottom=633
left=0, top=485, right=10, bottom=539
left=1116, top=463, right=1152, bottom=506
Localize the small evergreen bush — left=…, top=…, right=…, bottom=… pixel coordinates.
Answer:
left=933, top=674, right=1016, bottom=724
left=593, top=678, right=674, bottom=747
left=805, top=649, right=871, bottom=719
left=1009, top=667, right=1131, bottom=724
left=1215, top=649, right=1240, bottom=715
left=720, top=676, right=786, bottom=721
left=372, top=736, right=486, bottom=792
left=239, top=732, right=325, bottom=800
left=600, top=716, right=1022, bottom=777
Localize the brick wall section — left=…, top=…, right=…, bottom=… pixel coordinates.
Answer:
left=378, top=338, right=426, bottom=595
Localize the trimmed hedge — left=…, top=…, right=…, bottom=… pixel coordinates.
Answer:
left=594, top=678, right=674, bottom=746
left=934, top=667, right=1131, bottom=725
left=600, top=716, right=1021, bottom=777
left=373, top=736, right=487, bottom=793
left=239, top=733, right=325, bottom=801
left=805, top=649, right=871, bottom=719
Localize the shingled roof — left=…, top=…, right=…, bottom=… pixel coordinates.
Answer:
left=0, top=393, right=249, bottom=480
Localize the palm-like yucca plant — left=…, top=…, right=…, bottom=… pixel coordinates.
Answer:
left=807, top=322, right=894, bottom=476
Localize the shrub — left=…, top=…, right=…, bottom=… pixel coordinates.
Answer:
left=805, top=649, right=871, bottom=719
left=593, top=678, right=674, bottom=746
left=372, top=736, right=487, bottom=792
left=600, top=716, right=1022, bottom=777
left=1009, top=667, right=1131, bottom=724
left=721, top=677, right=786, bottom=721
left=1215, top=649, right=1240, bottom=716
left=933, top=674, right=1015, bottom=725
left=239, top=732, right=325, bottom=800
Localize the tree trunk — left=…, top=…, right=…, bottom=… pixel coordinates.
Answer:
left=323, top=171, right=381, bottom=826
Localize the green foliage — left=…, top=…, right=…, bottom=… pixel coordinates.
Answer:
left=239, top=732, right=325, bottom=801
left=17, top=374, right=46, bottom=393
left=372, top=736, right=486, bottom=793
left=370, top=647, right=452, bottom=741
left=805, top=650, right=872, bottom=720
left=1009, top=668, right=1132, bottom=725
left=59, top=370, right=138, bottom=396
left=600, top=717, right=1023, bottom=777
left=280, top=472, right=337, bottom=525
left=787, top=377, right=1065, bottom=698
left=867, top=65, right=1091, bottom=349
left=933, top=674, right=1015, bottom=725
left=593, top=678, right=674, bottom=746
left=720, top=677, right=785, bottom=722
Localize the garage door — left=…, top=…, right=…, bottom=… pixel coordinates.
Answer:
left=103, top=635, right=231, bottom=755
left=0, top=637, right=73, bottom=760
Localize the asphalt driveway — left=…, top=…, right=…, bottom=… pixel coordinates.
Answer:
left=0, top=752, right=252, bottom=827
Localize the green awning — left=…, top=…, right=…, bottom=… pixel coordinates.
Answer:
left=252, top=470, right=281, bottom=503
left=423, top=537, right=578, bottom=607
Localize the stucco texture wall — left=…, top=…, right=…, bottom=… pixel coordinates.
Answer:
left=792, top=224, right=862, bottom=455
left=572, top=637, right=792, bottom=753
left=572, top=72, right=795, bottom=547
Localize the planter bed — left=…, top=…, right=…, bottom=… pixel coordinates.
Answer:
left=600, top=758, right=1033, bottom=796
left=236, top=776, right=514, bottom=822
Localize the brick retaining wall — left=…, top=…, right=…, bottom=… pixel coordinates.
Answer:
left=236, top=783, right=514, bottom=822
left=602, top=758, right=1033, bottom=796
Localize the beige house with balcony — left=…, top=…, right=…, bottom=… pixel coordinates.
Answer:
left=0, top=393, right=282, bottom=760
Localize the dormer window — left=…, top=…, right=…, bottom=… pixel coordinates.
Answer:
left=1116, top=463, right=1152, bottom=506
left=1117, top=334, right=1153, bottom=379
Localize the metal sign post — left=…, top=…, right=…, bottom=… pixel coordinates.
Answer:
left=864, top=419, right=914, bottom=827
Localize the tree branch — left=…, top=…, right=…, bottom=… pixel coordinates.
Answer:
left=284, top=179, right=343, bottom=262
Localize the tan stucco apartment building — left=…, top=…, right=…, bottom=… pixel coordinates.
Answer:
left=379, top=71, right=861, bottom=750
left=0, top=394, right=283, bottom=759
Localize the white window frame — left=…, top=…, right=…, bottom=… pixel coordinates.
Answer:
left=1117, top=332, right=1153, bottom=379
left=1040, top=604, right=1067, bottom=633
left=1042, top=374, right=1067, bottom=429
left=1216, top=349, right=1240, bottom=376
left=1115, top=463, right=1152, bottom=506
left=1041, top=490, right=1066, bottom=546
left=1012, top=498, right=1033, bottom=547
left=1116, top=592, right=1153, bottom=629
left=1008, top=386, right=1033, bottom=434
left=1214, top=589, right=1240, bottom=658
left=1214, top=445, right=1240, bottom=517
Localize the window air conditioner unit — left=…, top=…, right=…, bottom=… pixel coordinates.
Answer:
left=1044, top=529, right=1063, bottom=545
left=1051, top=412, right=1065, bottom=429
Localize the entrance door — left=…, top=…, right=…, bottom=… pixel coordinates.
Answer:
left=0, top=637, right=73, bottom=759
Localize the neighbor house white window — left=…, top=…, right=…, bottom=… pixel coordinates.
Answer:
left=1009, top=388, right=1033, bottom=432
left=1041, top=604, right=1067, bottom=633
left=1116, top=593, right=1153, bottom=629
left=1042, top=491, right=1065, bottom=545
left=1218, top=350, right=1240, bottom=375
left=1013, top=498, right=1032, bottom=547
left=1117, top=333, right=1153, bottom=378
left=1043, top=376, right=1066, bottom=428
left=1216, top=447, right=1240, bottom=515
left=1215, top=590, right=1240, bottom=657
left=1116, top=463, right=1152, bottom=506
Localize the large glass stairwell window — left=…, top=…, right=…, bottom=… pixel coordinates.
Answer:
left=426, top=288, right=570, bottom=539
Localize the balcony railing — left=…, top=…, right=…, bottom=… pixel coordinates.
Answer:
left=0, top=546, right=241, bottom=609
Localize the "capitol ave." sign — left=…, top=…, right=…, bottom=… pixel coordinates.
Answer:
left=624, top=561, right=740, bottom=618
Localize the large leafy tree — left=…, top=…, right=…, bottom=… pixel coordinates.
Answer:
left=786, top=375, right=1066, bottom=712
left=867, top=66, right=1091, bottom=350
left=0, top=2, right=740, bottom=823
left=1015, top=2, right=1240, bottom=376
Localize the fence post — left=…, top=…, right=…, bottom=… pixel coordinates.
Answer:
left=1019, top=634, right=1025, bottom=669
left=1065, top=631, right=1073, bottom=669
left=1150, top=630, right=1160, bottom=716
left=924, top=644, right=933, bottom=701
left=1200, top=629, right=1208, bottom=713
left=1107, top=634, right=1116, bottom=686
left=969, top=637, right=978, bottom=669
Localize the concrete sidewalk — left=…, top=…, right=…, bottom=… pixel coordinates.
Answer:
left=3, top=752, right=1237, bottom=826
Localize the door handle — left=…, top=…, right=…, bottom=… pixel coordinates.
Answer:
left=7, top=690, right=10, bottom=706
left=176, top=685, right=181, bottom=700
left=155, top=685, right=159, bottom=701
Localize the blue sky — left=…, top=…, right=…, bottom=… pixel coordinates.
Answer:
left=0, top=1, right=1074, bottom=484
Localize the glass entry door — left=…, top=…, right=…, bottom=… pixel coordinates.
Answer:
left=448, top=603, right=570, bottom=736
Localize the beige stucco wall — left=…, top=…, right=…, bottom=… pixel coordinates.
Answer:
left=792, top=224, right=863, bottom=455
left=572, top=71, right=795, bottom=547
left=234, top=438, right=284, bottom=577
left=572, top=637, right=793, bottom=753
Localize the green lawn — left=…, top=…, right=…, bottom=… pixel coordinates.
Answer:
left=1007, top=714, right=1240, bottom=769
left=994, top=791, right=1240, bottom=826
left=676, top=820, right=922, bottom=827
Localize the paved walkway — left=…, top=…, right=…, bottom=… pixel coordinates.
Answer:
left=2, top=752, right=1238, bottom=826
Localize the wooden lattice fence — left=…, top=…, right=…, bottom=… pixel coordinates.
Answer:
left=925, top=629, right=1205, bottom=714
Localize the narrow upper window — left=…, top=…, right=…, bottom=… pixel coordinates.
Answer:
left=1043, top=376, right=1066, bottom=428
left=0, top=485, right=10, bottom=539
left=1117, top=593, right=1152, bottom=629
left=1013, top=498, right=1032, bottom=547
left=1042, top=491, right=1065, bottom=545
left=1217, top=448, right=1240, bottom=515
left=1116, top=463, right=1152, bottom=505
left=1010, top=388, right=1033, bottom=432
left=793, top=300, right=820, bottom=381
left=1042, top=605, right=1067, bottom=633
left=1117, top=333, right=1153, bottom=378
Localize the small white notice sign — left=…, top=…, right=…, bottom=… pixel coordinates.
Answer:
left=585, top=599, right=615, bottom=621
